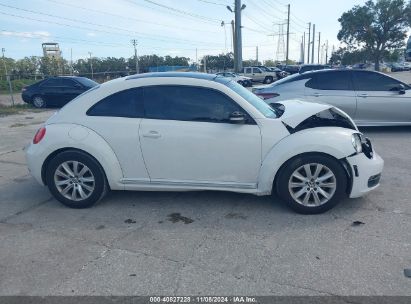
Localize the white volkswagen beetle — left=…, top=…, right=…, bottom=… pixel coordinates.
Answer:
left=26, top=73, right=384, bottom=214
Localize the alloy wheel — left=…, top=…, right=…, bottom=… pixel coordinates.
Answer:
left=54, top=161, right=95, bottom=201
left=288, top=163, right=337, bottom=207
left=33, top=96, right=45, bottom=108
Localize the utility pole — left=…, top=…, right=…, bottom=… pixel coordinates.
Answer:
left=311, top=24, right=316, bottom=64
left=231, top=20, right=237, bottom=72
left=131, top=39, right=139, bottom=74
left=307, top=23, right=311, bottom=64
left=325, top=40, right=329, bottom=64
left=302, top=32, right=306, bottom=64
left=286, top=4, right=290, bottom=64
left=228, top=1, right=246, bottom=72
left=317, top=32, right=321, bottom=64
left=195, top=48, right=198, bottom=71
left=88, top=52, right=94, bottom=79
left=2, top=48, right=14, bottom=106
left=256, top=46, right=259, bottom=65
left=70, top=48, right=73, bottom=76
left=231, top=20, right=235, bottom=54
left=204, top=55, right=207, bottom=73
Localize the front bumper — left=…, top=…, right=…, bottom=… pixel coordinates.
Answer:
left=346, top=151, right=384, bottom=198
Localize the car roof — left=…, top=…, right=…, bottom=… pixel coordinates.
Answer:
left=126, top=72, right=224, bottom=81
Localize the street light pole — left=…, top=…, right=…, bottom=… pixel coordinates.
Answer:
left=88, top=52, right=94, bottom=79
left=131, top=39, right=139, bottom=74
left=2, top=48, right=14, bottom=106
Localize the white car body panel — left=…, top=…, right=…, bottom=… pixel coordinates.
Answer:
left=26, top=74, right=383, bottom=201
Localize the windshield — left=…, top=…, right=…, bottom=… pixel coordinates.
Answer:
left=76, top=77, right=99, bottom=88
left=226, top=81, right=277, bottom=118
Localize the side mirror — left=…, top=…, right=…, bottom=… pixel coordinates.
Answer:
left=399, top=84, right=406, bottom=95
left=392, top=84, right=406, bottom=94
left=229, top=111, right=246, bottom=124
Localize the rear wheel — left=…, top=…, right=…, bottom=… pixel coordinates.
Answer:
left=277, top=154, right=347, bottom=214
left=32, top=95, right=46, bottom=108
left=46, top=150, right=107, bottom=209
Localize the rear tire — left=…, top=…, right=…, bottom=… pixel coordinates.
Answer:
left=32, top=95, right=46, bottom=108
left=276, top=154, right=347, bottom=214
left=46, top=150, right=107, bottom=209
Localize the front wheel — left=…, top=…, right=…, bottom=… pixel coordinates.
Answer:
left=264, top=76, right=273, bottom=84
left=277, top=154, right=347, bottom=214
left=32, top=95, right=46, bottom=108
left=46, top=150, right=108, bottom=209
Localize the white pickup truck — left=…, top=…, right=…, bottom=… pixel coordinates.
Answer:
left=240, top=67, right=278, bottom=84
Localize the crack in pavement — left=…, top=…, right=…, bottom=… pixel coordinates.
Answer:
left=0, top=196, right=54, bottom=223
left=0, top=159, right=26, bottom=166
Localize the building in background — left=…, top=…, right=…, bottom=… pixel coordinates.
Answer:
left=42, top=43, right=62, bottom=59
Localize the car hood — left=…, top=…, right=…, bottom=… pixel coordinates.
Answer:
left=274, top=99, right=334, bottom=128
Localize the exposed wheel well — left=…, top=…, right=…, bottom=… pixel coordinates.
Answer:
left=41, top=148, right=109, bottom=188
left=272, top=152, right=352, bottom=196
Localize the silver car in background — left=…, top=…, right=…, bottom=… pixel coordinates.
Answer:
left=253, top=69, right=411, bottom=126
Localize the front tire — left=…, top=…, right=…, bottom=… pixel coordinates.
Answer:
left=46, top=150, right=107, bottom=209
left=264, top=76, right=273, bottom=84
left=32, top=95, right=46, bottom=108
left=277, top=154, right=347, bottom=214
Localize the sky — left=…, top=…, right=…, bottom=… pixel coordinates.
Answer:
left=0, top=0, right=367, bottom=63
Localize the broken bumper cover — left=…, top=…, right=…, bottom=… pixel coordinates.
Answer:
left=346, top=151, right=384, bottom=198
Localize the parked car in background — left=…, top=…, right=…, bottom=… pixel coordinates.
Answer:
left=299, top=64, right=332, bottom=74
left=253, top=69, right=411, bottom=126
left=278, top=65, right=300, bottom=75
left=389, top=63, right=406, bottom=72
left=240, top=67, right=278, bottom=84
left=266, top=67, right=289, bottom=79
left=26, top=72, right=383, bottom=214
left=352, top=63, right=368, bottom=70
left=216, top=72, right=252, bottom=87
left=22, top=76, right=98, bottom=108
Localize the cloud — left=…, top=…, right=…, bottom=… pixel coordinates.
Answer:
left=0, top=30, right=51, bottom=38
left=87, top=32, right=97, bottom=37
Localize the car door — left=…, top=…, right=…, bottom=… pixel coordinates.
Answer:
left=252, top=68, right=264, bottom=82
left=139, top=85, right=262, bottom=187
left=60, top=79, right=87, bottom=104
left=85, top=87, right=150, bottom=181
left=244, top=67, right=252, bottom=78
left=39, top=78, right=63, bottom=105
left=305, top=71, right=357, bottom=118
left=352, top=71, right=411, bottom=124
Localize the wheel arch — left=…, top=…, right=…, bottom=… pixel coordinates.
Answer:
left=272, top=152, right=352, bottom=196
left=38, top=123, right=124, bottom=190
left=257, top=127, right=357, bottom=195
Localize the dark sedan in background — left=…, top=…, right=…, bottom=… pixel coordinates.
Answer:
left=22, top=76, right=98, bottom=108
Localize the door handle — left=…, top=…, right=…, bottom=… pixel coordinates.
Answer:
left=357, top=93, right=368, bottom=98
left=313, top=93, right=322, bottom=97
left=143, top=131, right=161, bottom=139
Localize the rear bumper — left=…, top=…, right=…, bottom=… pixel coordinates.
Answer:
left=25, top=143, right=47, bottom=186
left=346, top=152, right=384, bottom=198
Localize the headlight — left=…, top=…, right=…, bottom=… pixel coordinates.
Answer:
left=351, top=133, right=363, bottom=154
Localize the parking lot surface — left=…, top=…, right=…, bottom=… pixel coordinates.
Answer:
left=1, top=108, right=411, bottom=296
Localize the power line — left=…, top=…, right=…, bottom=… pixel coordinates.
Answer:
left=0, top=9, right=222, bottom=47
left=45, top=0, right=219, bottom=34
left=140, top=0, right=221, bottom=22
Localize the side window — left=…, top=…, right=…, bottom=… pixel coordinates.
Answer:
left=41, top=78, right=62, bottom=87
left=253, top=68, right=262, bottom=74
left=245, top=68, right=252, bottom=74
left=143, top=86, right=253, bottom=124
left=353, top=72, right=406, bottom=91
left=306, top=72, right=353, bottom=90
left=87, top=88, right=144, bottom=118
left=61, top=79, right=79, bottom=88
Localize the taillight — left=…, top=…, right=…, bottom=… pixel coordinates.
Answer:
left=256, top=93, right=280, bottom=100
left=33, top=127, right=46, bottom=144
